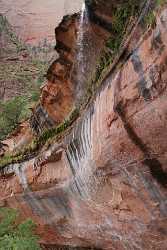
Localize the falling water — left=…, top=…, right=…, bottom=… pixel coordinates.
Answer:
left=76, top=1, right=89, bottom=99
left=77, top=2, right=85, bottom=67
left=3, top=4, right=167, bottom=247
left=65, top=2, right=102, bottom=200
left=65, top=108, right=94, bottom=199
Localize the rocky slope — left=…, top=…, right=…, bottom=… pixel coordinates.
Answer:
left=30, top=6, right=112, bottom=133
left=0, top=0, right=83, bottom=46
left=0, top=1, right=167, bottom=250
left=0, top=0, right=83, bottom=102
left=0, top=0, right=83, bottom=143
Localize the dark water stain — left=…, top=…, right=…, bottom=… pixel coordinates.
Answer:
left=138, top=170, right=167, bottom=216
left=151, top=29, right=165, bottom=54
left=24, top=193, right=47, bottom=217
left=65, top=150, right=76, bottom=176
left=24, top=188, right=72, bottom=219
left=30, top=104, right=55, bottom=134
left=115, top=101, right=167, bottom=189
left=55, top=41, right=71, bottom=53
left=87, top=5, right=113, bottom=32
left=131, top=50, right=151, bottom=101
left=41, top=244, right=102, bottom=250
left=143, top=158, right=167, bottom=187
left=115, top=102, right=149, bottom=155
left=51, top=196, right=72, bottom=217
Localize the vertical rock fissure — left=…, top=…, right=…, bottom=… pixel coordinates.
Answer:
left=131, top=50, right=151, bottom=100
left=115, top=101, right=167, bottom=188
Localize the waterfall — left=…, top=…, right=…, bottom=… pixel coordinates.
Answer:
left=76, top=1, right=90, bottom=99
left=14, top=163, right=29, bottom=191
left=65, top=108, right=94, bottom=199
left=64, top=2, right=104, bottom=200
left=64, top=2, right=93, bottom=200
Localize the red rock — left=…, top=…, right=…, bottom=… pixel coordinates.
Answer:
left=0, top=3, right=167, bottom=250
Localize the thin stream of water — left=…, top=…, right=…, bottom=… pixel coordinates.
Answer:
left=76, top=2, right=89, bottom=99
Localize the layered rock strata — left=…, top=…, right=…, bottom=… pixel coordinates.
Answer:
left=0, top=5, right=167, bottom=250
left=30, top=5, right=113, bottom=134
left=0, top=0, right=83, bottom=46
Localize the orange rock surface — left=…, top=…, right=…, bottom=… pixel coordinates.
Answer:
left=0, top=3, right=167, bottom=250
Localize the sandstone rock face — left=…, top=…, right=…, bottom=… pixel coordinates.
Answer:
left=0, top=0, right=83, bottom=46
left=31, top=2, right=113, bottom=133
left=1, top=5, right=167, bottom=250
left=2, top=121, right=34, bottom=153
left=0, top=1, right=83, bottom=102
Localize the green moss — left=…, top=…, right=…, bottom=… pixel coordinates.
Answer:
left=37, top=107, right=79, bottom=145
left=87, top=0, right=144, bottom=93
left=1, top=0, right=165, bottom=169
left=142, top=0, right=167, bottom=27
left=0, top=54, right=48, bottom=141
left=0, top=108, right=80, bottom=169
left=0, top=208, right=41, bottom=249
left=0, top=96, right=31, bottom=140
left=86, top=0, right=165, bottom=98
left=144, top=11, right=156, bottom=27
left=156, top=0, right=167, bottom=6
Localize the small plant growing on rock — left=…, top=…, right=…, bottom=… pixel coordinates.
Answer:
left=0, top=107, right=80, bottom=169
left=0, top=96, right=30, bottom=140
left=0, top=207, right=41, bottom=250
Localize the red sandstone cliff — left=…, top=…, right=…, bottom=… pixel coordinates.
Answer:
left=30, top=8, right=112, bottom=134
left=0, top=0, right=82, bottom=46
left=0, top=1, right=167, bottom=250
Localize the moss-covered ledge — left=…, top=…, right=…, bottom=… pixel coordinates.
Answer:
left=0, top=108, right=79, bottom=169
left=0, top=0, right=166, bottom=170
left=85, top=0, right=166, bottom=97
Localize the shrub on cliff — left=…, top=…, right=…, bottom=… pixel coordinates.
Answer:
left=0, top=96, right=30, bottom=140
left=0, top=207, right=41, bottom=250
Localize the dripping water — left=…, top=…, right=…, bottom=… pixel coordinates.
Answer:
left=66, top=109, right=94, bottom=199
left=14, top=163, right=29, bottom=191
left=76, top=1, right=90, bottom=99
left=66, top=3, right=94, bottom=199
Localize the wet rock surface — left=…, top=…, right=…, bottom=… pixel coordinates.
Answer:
left=0, top=2, right=167, bottom=250
left=41, top=245, right=101, bottom=250
left=30, top=4, right=112, bottom=133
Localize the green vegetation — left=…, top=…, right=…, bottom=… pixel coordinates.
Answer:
left=0, top=107, right=79, bottom=168
left=156, top=0, right=167, bottom=6
left=0, top=96, right=30, bottom=140
left=143, top=11, right=156, bottom=27
left=0, top=59, right=48, bottom=140
left=0, top=15, right=25, bottom=54
left=38, top=107, right=79, bottom=145
left=0, top=207, right=41, bottom=250
left=0, top=60, right=47, bottom=86
left=86, top=0, right=166, bottom=98
left=0, top=14, right=53, bottom=142
left=0, top=14, right=54, bottom=57
left=1, top=0, right=167, bottom=169
left=143, top=0, right=167, bottom=27
left=87, top=0, right=144, bottom=94
left=106, top=1, right=141, bottom=49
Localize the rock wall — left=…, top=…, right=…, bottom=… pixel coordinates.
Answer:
left=0, top=0, right=83, bottom=46
left=0, top=5, right=167, bottom=250
left=30, top=3, right=113, bottom=133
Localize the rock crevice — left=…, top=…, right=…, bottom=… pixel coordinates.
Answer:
left=1, top=1, right=167, bottom=249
